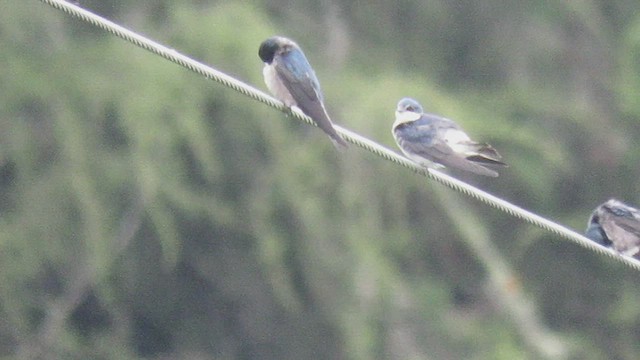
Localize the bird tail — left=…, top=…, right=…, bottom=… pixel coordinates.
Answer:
left=328, top=131, right=349, bottom=150
left=299, top=104, right=349, bottom=150
left=463, top=143, right=507, bottom=166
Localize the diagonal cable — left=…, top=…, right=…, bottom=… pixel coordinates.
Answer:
left=37, top=0, right=640, bottom=271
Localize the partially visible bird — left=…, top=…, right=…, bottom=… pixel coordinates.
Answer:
left=585, top=199, right=640, bottom=257
left=258, top=36, right=348, bottom=149
left=392, top=98, right=507, bottom=177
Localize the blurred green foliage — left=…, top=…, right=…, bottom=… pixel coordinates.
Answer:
left=1, top=0, right=640, bottom=359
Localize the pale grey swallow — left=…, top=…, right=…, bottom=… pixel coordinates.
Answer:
left=586, top=199, right=640, bottom=257
left=392, top=97, right=507, bottom=177
left=258, top=36, right=348, bottom=149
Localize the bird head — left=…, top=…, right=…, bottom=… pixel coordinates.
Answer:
left=258, top=36, right=297, bottom=64
left=396, top=98, right=424, bottom=114
left=394, top=98, right=424, bottom=124
left=585, top=214, right=609, bottom=246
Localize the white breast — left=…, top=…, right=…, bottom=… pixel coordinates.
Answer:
left=263, top=65, right=296, bottom=107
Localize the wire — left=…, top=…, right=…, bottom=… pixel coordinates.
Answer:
left=37, top=0, right=640, bottom=271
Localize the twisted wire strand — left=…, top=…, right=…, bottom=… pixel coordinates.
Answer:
left=38, top=0, right=640, bottom=271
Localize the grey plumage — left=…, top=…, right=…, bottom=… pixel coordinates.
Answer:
left=392, top=98, right=507, bottom=177
left=586, top=199, right=640, bottom=257
left=258, top=36, right=348, bottom=149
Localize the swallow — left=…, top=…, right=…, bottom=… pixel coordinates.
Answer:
left=392, top=97, right=507, bottom=177
left=258, top=36, right=348, bottom=149
left=585, top=199, right=640, bottom=257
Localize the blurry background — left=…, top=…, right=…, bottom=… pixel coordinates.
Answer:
left=2, top=1, right=640, bottom=359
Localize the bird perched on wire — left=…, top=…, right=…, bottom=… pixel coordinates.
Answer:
left=585, top=199, right=640, bottom=258
left=258, top=36, right=348, bottom=149
left=392, top=97, right=507, bottom=177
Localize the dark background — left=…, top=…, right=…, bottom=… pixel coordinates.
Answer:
left=2, top=1, right=640, bottom=359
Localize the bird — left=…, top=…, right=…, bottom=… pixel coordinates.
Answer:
left=585, top=199, right=640, bottom=257
left=258, top=36, right=348, bottom=149
left=392, top=97, right=507, bottom=177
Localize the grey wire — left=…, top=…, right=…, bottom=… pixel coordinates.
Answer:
left=38, top=0, right=640, bottom=271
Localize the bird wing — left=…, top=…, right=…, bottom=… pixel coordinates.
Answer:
left=409, top=114, right=459, bottom=157
left=273, top=48, right=347, bottom=147
left=395, top=114, right=500, bottom=176
left=600, top=204, right=640, bottom=254
left=274, top=48, right=323, bottom=105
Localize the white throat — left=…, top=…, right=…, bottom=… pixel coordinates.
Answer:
left=393, top=110, right=421, bottom=128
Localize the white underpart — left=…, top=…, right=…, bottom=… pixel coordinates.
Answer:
left=406, top=152, right=444, bottom=169
left=391, top=112, right=444, bottom=169
left=622, top=246, right=640, bottom=257
left=263, top=64, right=296, bottom=107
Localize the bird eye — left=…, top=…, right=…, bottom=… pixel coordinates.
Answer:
left=406, top=106, right=415, bottom=111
